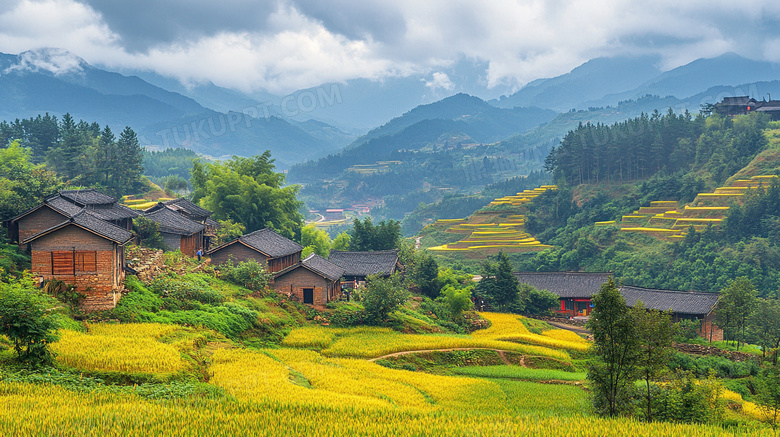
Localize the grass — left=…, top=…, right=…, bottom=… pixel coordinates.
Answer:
left=452, top=365, right=586, bottom=381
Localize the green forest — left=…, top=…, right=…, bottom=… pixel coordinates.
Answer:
left=506, top=112, right=780, bottom=296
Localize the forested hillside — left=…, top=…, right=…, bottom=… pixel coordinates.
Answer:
left=503, top=112, right=780, bottom=295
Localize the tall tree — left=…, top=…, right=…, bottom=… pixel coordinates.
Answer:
left=587, top=277, right=639, bottom=417
left=190, top=153, right=303, bottom=239
left=748, top=297, right=780, bottom=364
left=474, top=253, right=520, bottom=311
left=715, top=277, right=758, bottom=350
left=113, top=126, right=144, bottom=196
left=301, top=224, right=331, bottom=258
left=631, top=302, right=675, bottom=421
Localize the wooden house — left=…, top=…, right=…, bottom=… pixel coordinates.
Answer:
left=142, top=206, right=206, bottom=257
left=514, top=271, right=722, bottom=340
left=328, top=249, right=401, bottom=289
left=206, top=228, right=302, bottom=273
left=713, top=96, right=780, bottom=120
left=145, top=198, right=218, bottom=249
left=621, top=285, right=722, bottom=341
left=514, top=272, right=611, bottom=317
left=5, top=189, right=138, bottom=248
left=23, top=210, right=133, bottom=310
left=273, top=254, right=344, bottom=307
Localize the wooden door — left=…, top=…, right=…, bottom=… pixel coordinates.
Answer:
left=303, top=288, right=314, bottom=305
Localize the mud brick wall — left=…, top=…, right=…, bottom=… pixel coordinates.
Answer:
left=209, top=243, right=270, bottom=267
left=273, top=267, right=338, bottom=308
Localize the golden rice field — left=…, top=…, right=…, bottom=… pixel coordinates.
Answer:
left=611, top=175, right=778, bottom=240
left=280, top=312, right=586, bottom=359
left=50, top=323, right=188, bottom=374
left=426, top=185, right=556, bottom=255
left=0, top=380, right=769, bottom=436
left=1, top=313, right=774, bottom=435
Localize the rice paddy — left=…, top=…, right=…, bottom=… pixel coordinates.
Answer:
left=426, top=185, right=556, bottom=255
left=608, top=175, right=778, bottom=239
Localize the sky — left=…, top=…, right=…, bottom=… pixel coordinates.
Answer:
left=1, top=0, right=780, bottom=95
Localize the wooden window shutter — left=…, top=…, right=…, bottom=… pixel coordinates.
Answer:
left=75, top=251, right=97, bottom=272
left=52, top=251, right=74, bottom=275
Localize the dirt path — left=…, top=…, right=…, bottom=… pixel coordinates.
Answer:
left=369, top=348, right=520, bottom=363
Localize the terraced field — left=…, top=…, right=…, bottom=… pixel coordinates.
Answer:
left=426, top=185, right=557, bottom=256
left=597, top=175, right=779, bottom=239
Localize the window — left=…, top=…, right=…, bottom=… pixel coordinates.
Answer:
left=51, top=251, right=74, bottom=275
left=75, top=251, right=97, bottom=273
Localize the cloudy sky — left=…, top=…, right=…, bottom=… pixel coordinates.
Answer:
left=1, top=0, right=780, bottom=94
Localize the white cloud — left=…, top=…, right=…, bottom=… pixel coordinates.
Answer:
left=1, top=0, right=779, bottom=94
left=424, top=72, right=454, bottom=91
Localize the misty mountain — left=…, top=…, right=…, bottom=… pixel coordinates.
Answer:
left=348, top=93, right=557, bottom=149
left=491, top=55, right=664, bottom=111
left=0, top=48, right=354, bottom=168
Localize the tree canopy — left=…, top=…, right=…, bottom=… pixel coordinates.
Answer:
left=190, top=152, right=303, bottom=239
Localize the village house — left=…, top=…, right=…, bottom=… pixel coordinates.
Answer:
left=273, top=253, right=344, bottom=307
left=141, top=205, right=205, bottom=257
left=144, top=198, right=219, bottom=250
left=5, top=189, right=138, bottom=249
left=328, top=249, right=402, bottom=289
left=713, top=96, right=780, bottom=120
left=514, top=272, right=722, bottom=340
left=22, top=210, right=133, bottom=310
left=206, top=228, right=302, bottom=273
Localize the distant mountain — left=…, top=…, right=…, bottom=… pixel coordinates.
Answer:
left=0, top=48, right=354, bottom=167
left=288, top=93, right=556, bottom=185
left=348, top=93, right=557, bottom=149
left=493, top=53, right=780, bottom=113
left=586, top=53, right=780, bottom=107
left=491, top=55, right=663, bottom=111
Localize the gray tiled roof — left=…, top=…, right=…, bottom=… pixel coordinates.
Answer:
left=88, top=203, right=139, bottom=220
left=328, top=250, right=399, bottom=277
left=301, top=253, right=345, bottom=280
left=515, top=272, right=612, bottom=298
left=239, top=228, right=303, bottom=258
left=143, top=206, right=205, bottom=235
left=45, top=195, right=85, bottom=216
left=163, top=198, right=212, bottom=218
left=58, top=189, right=116, bottom=205
left=23, top=210, right=133, bottom=244
left=620, top=285, right=719, bottom=316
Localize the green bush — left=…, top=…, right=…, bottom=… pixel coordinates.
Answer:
left=362, top=273, right=409, bottom=325
left=218, top=259, right=271, bottom=293
left=0, top=276, right=61, bottom=367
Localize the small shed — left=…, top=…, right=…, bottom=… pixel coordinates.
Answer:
left=23, top=210, right=133, bottom=310
left=273, top=254, right=344, bottom=306
left=328, top=249, right=401, bottom=288
left=142, top=206, right=205, bottom=257
left=207, top=228, right=302, bottom=273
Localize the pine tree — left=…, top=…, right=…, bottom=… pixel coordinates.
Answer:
left=114, top=126, right=144, bottom=196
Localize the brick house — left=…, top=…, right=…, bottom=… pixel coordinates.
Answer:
left=273, top=254, right=344, bottom=307
left=328, top=249, right=401, bottom=289
left=514, top=272, right=722, bottom=340
left=141, top=205, right=205, bottom=257
left=206, top=228, right=302, bottom=273
left=23, top=210, right=133, bottom=310
left=5, top=189, right=138, bottom=249
left=144, top=198, right=218, bottom=249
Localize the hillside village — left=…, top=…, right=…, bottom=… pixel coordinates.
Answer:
left=3, top=76, right=780, bottom=434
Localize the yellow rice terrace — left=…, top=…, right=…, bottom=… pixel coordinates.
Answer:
left=0, top=311, right=772, bottom=436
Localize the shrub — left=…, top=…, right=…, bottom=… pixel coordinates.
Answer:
left=133, top=216, right=165, bottom=249
left=362, top=273, right=409, bottom=325
left=0, top=276, right=61, bottom=366
left=218, top=259, right=271, bottom=293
